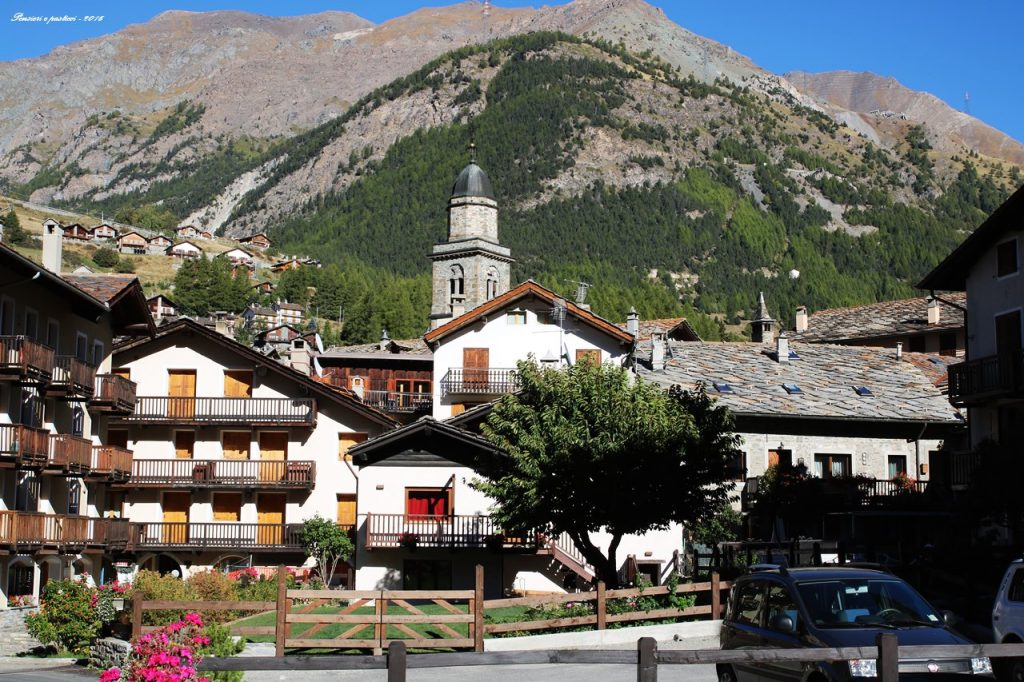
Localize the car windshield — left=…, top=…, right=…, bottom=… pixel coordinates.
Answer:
left=795, top=578, right=942, bottom=628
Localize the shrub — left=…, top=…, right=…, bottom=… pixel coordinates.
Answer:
left=25, top=578, right=100, bottom=655
left=132, top=570, right=196, bottom=626
left=201, top=622, right=245, bottom=682
left=235, top=575, right=281, bottom=603
left=92, top=247, right=120, bottom=268
left=93, top=582, right=130, bottom=624
left=114, top=259, right=136, bottom=273
left=185, top=571, right=238, bottom=623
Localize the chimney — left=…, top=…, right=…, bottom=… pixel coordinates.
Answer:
left=379, top=328, right=391, bottom=352
left=626, top=307, right=639, bottom=338
left=896, top=342, right=903, bottom=361
left=776, top=331, right=789, bottom=363
left=290, top=338, right=311, bottom=376
left=651, top=331, right=668, bottom=370
left=795, top=306, right=808, bottom=333
left=42, top=219, right=63, bottom=273
left=927, top=297, right=940, bottom=325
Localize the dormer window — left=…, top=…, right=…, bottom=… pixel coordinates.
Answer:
left=507, top=310, right=526, bottom=326
left=998, top=239, right=1018, bottom=278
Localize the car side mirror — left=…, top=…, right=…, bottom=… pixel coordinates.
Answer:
left=770, top=614, right=796, bottom=634
left=941, top=610, right=959, bottom=627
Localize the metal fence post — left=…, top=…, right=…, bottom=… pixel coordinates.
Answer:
left=388, top=640, right=407, bottom=682
left=275, top=564, right=287, bottom=657
left=877, top=632, right=898, bottom=682
left=637, top=636, right=657, bottom=682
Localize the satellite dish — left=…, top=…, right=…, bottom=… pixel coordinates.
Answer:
left=789, top=269, right=801, bottom=280
left=313, top=356, right=324, bottom=378
left=314, top=333, right=324, bottom=354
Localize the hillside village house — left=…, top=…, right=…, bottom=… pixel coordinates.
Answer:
left=252, top=281, right=274, bottom=295
left=147, top=234, right=172, bottom=251
left=789, top=294, right=966, bottom=357
left=61, top=223, right=91, bottom=242
left=220, top=247, right=255, bottom=268
left=166, top=240, right=203, bottom=260
left=147, top=295, right=177, bottom=322
left=117, top=231, right=148, bottom=255
left=277, top=302, right=303, bottom=327
left=109, top=319, right=395, bottom=578
left=174, top=225, right=200, bottom=240
left=90, top=224, right=118, bottom=240
left=920, top=183, right=1024, bottom=487
left=240, top=233, right=272, bottom=251
left=0, top=227, right=152, bottom=605
left=200, top=230, right=214, bottom=240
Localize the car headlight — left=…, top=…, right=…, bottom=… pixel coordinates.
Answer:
left=848, top=659, right=877, bottom=677
left=970, top=657, right=992, bottom=675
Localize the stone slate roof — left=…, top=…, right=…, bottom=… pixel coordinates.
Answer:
left=637, top=341, right=962, bottom=424
left=617, top=317, right=700, bottom=342
left=790, top=293, right=966, bottom=343
left=902, top=351, right=963, bottom=394
left=63, top=274, right=138, bottom=304
left=322, top=337, right=432, bottom=359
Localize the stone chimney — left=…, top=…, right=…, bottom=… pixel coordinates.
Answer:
left=42, top=219, right=63, bottom=273
left=290, top=338, right=311, bottom=376
left=379, top=328, right=391, bottom=352
left=795, top=306, right=808, bottom=333
left=927, top=297, right=940, bottom=325
left=896, top=342, right=903, bottom=362
left=751, top=291, right=775, bottom=345
left=651, top=331, right=668, bottom=370
left=626, top=307, right=639, bottom=338
left=776, top=331, right=790, bottom=363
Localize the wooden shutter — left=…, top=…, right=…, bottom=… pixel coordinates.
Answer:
left=168, top=370, right=196, bottom=419
left=575, top=349, right=601, bottom=365
left=463, top=348, right=489, bottom=389
left=213, top=493, right=241, bottom=522
left=450, top=403, right=466, bottom=416
left=339, top=433, right=368, bottom=461
left=257, top=494, right=286, bottom=545
left=222, top=432, right=250, bottom=460
left=162, top=492, right=190, bottom=544
left=223, top=370, right=254, bottom=398
left=336, top=494, right=357, bottom=526
left=259, top=432, right=288, bottom=481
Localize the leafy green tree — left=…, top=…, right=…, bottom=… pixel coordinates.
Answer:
left=475, top=360, right=740, bottom=587
left=298, top=515, right=354, bottom=588
left=92, top=247, right=120, bottom=268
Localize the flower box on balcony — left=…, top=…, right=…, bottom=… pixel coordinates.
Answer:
left=398, top=532, right=419, bottom=549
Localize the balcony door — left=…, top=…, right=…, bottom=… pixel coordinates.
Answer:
left=162, top=492, right=190, bottom=544
left=259, top=432, right=287, bottom=481
left=996, top=311, right=1022, bottom=356
left=168, top=370, right=196, bottom=419
left=463, top=348, right=489, bottom=391
left=257, top=493, right=285, bottom=545
left=174, top=431, right=194, bottom=459
left=405, top=488, right=452, bottom=518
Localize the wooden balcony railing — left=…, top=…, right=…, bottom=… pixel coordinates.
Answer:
left=118, top=397, right=316, bottom=425
left=48, top=434, right=93, bottom=474
left=0, top=511, right=113, bottom=547
left=0, top=336, right=55, bottom=383
left=126, top=459, right=316, bottom=489
left=90, top=374, right=138, bottom=413
left=127, top=522, right=305, bottom=550
left=948, top=350, right=1024, bottom=405
left=740, top=476, right=932, bottom=511
left=360, top=390, right=432, bottom=413
left=365, top=513, right=535, bottom=550
left=91, top=445, right=133, bottom=479
left=48, top=356, right=96, bottom=399
left=0, top=424, right=51, bottom=467
left=440, top=368, right=518, bottom=396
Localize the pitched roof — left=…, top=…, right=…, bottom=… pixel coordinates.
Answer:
left=240, top=232, right=272, bottom=242
left=637, top=341, right=962, bottom=425
left=113, top=318, right=396, bottom=427
left=424, top=280, right=634, bottom=346
left=790, top=293, right=966, bottom=343
left=167, top=240, right=203, bottom=251
left=919, top=184, right=1024, bottom=291
left=348, top=416, right=503, bottom=470
left=617, top=317, right=701, bottom=342
left=322, top=337, right=432, bottom=359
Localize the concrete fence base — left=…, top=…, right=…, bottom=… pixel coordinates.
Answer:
left=483, top=619, right=722, bottom=652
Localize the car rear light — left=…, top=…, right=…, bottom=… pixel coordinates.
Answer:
left=848, top=659, right=877, bottom=677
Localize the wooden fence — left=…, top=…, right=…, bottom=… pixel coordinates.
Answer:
left=198, top=636, right=1024, bottom=681
left=131, top=565, right=728, bottom=655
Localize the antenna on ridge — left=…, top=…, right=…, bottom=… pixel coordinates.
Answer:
left=565, top=279, right=592, bottom=305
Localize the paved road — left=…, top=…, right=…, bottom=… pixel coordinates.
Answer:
left=243, top=663, right=718, bottom=681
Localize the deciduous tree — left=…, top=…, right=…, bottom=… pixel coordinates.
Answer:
left=298, top=515, right=354, bottom=588
left=475, top=359, right=740, bottom=587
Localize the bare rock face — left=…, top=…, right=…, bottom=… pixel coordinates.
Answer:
left=786, top=70, right=1024, bottom=165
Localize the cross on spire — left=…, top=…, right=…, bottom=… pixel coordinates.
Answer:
left=468, top=141, right=477, bottom=163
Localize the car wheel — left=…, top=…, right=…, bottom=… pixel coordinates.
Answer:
left=995, top=657, right=1024, bottom=682
left=717, top=664, right=738, bottom=682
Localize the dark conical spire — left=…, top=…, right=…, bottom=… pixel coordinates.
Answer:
left=450, top=142, right=494, bottom=200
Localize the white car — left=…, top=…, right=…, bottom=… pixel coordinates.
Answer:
left=992, top=559, right=1024, bottom=680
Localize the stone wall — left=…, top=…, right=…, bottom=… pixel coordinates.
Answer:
left=89, top=637, right=131, bottom=671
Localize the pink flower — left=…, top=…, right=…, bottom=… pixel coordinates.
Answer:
left=99, top=668, right=122, bottom=682
left=184, top=613, right=203, bottom=627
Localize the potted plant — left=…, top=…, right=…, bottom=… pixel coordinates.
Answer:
left=398, top=532, right=419, bottom=549
left=892, top=470, right=918, bottom=493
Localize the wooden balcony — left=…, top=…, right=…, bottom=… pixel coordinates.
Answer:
left=0, top=336, right=55, bottom=384
left=47, top=434, right=93, bottom=475
left=740, top=476, right=932, bottom=511
left=122, top=459, right=316, bottom=489
left=90, top=445, right=133, bottom=481
left=365, top=513, right=536, bottom=550
left=440, top=368, right=518, bottom=396
left=47, top=356, right=96, bottom=400
left=0, top=424, right=50, bottom=467
left=0, top=511, right=114, bottom=549
left=115, top=397, right=316, bottom=426
left=90, top=374, right=137, bottom=413
left=948, top=351, right=1024, bottom=405
left=360, top=390, right=432, bottom=414
left=126, top=522, right=305, bottom=551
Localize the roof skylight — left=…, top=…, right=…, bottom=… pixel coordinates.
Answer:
left=854, top=386, right=873, bottom=397
left=713, top=381, right=734, bottom=394
left=782, top=383, right=802, bottom=394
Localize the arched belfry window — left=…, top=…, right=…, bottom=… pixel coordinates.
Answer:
left=486, top=267, right=499, bottom=300
left=449, top=265, right=465, bottom=302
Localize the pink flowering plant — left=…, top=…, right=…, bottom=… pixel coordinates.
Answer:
left=92, top=581, right=131, bottom=623
left=103, top=612, right=211, bottom=682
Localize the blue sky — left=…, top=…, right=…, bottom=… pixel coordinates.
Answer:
left=3, top=1, right=1022, bottom=143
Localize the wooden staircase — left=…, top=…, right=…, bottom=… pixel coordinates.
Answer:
left=538, top=532, right=596, bottom=583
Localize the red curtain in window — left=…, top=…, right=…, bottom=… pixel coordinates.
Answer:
left=406, top=491, right=449, bottom=517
